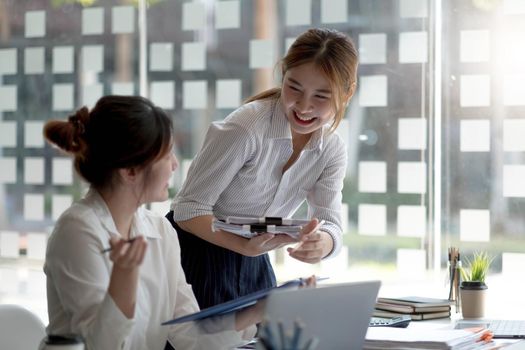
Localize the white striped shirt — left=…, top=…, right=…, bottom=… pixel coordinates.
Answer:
left=171, top=98, right=347, bottom=258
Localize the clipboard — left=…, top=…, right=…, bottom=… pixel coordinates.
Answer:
left=161, top=277, right=328, bottom=326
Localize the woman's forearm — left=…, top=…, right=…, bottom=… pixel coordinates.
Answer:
left=177, top=216, right=250, bottom=255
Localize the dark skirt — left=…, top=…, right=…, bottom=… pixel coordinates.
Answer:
left=166, top=211, right=276, bottom=309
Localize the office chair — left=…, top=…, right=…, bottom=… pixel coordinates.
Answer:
left=0, top=304, right=46, bottom=349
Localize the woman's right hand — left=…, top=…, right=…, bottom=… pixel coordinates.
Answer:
left=242, top=233, right=297, bottom=257
left=109, top=236, right=148, bottom=270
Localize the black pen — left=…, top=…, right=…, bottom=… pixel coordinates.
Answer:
left=100, top=237, right=137, bottom=253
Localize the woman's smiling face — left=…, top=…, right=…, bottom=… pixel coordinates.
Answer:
left=281, top=62, right=335, bottom=136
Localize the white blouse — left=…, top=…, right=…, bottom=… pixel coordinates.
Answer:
left=45, top=189, right=249, bottom=350
left=172, top=98, right=347, bottom=258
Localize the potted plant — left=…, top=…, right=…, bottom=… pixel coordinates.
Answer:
left=459, top=251, right=493, bottom=318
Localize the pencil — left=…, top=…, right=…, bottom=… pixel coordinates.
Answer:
left=100, top=237, right=137, bottom=253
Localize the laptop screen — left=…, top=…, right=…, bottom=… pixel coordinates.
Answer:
left=263, top=280, right=381, bottom=349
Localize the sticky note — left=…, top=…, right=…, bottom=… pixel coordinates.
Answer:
left=398, top=162, right=426, bottom=193
left=460, top=75, right=491, bottom=107
left=504, top=74, right=525, bottom=106
left=182, top=2, right=206, bottom=31
left=53, top=46, right=74, bottom=74
left=0, top=122, right=17, bottom=147
left=82, top=84, right=103, bottom=108
left=397, top=249, right=426, bottom=276
left=82, top=7, right=104, bottom=35
left=249, top=39, right=274, bottom=69
left=460, top=30, right=490, bottom=63
left=0, top=158, right=16, bottom=184
left=285, top=37, right=296, bottom=54
left=399, top=31, right=428, bottom=63
left=112, top=82, right=134, bottom=95
left=502, top=252, right=525, bottom=277
left=358, top=161, right=387, bottom=193
left=216, top=79, right=241, bottom=108
left=460, top=119, right=490, bottom=152
left=0, top=48, right=17, bottom=75
left=24, top=194, right=45, bottom=221
left=358, top=204, right=386, bottom=235
left=215, top=1, right=240, bottom=29
left=397, top=205, right=426, bottom=237
left=150, top=43, right=173, bottom=71
left=52, top=194, right=72, bottom=221
left=25, top=10, right=46, bottom=38
left=0, top=231, right=19, bottom=258
left=0, top=85, right=17, bottom=112
left=24, top=47, right=45, bottom=74
left=460, top=209, right=490, bottom=242
left=501, top=31, right=525, bottom=72
left=181, top=42, right=206, bottom=71
left=27, top=233, right=47, bottom=260
left=183, top=80, right=207, bottom=109
left=400, top=0, right=428, bottom=18
left=321, top=0, right=347, bottom=23
left=24, top=121, right=45, bottom=148
left=503, top=165, right=525, bottom=197
left=359, top=75, right=387, bottom=107
left=503, top=119, right=525, bottom=151
left=286, top=0, right=311, bottom=26
left=81, top=45, right=104, bottom=73
left=150, top=81, right=175, bottom=109
left=24, top=158, right=45, bottom=184
left=112, top=6, right=135, bottom=34
left=504, top=0, right=525, bottom=14
left=52, top=158, right=73, bottom=185
left=359, top=33, right=387, bottom=64
left=399, top=118, right=427, bottom=150
left=53, top=84, right=74, bottom=111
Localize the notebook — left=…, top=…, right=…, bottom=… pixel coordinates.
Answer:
left=263, top=280, right=381, bottom=350
left=456, top=319, right=525, bottom=339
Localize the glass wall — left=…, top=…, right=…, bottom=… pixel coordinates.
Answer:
left=1, top=0, right=524, bottom=323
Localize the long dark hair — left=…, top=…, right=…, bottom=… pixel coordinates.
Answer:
left=245, top=28, right=358, bottom=132
left=44, top=95, right=173, bottom=189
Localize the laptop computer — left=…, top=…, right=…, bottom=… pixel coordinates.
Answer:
left=455, top=319, right=525, bottom=339
left=263, top=280, right=381, bottom=350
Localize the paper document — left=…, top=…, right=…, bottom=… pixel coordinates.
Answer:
left=365, top=326, right=495, bottom=349
left=212, top=217, right=310, bottom=239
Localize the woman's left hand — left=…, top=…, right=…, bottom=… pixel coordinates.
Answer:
left=287, top=219, right=333, bottom=263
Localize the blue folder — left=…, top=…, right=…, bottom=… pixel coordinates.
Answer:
left=161, top=277, right=326, bottom=326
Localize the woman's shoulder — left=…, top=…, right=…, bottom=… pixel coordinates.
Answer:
left=47, top=200, right=100, bottom=251
left=324, top=126, right=346, bottom=148
left=140, top=208, right=177, bottom=238
left=223, top=98, right=277, bottom=130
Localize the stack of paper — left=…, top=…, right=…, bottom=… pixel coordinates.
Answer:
left=365, top=327, right=496, bottom=350
left=212, top=217, right=310, bottom=239
left=374, top=296, right=452, bottom=321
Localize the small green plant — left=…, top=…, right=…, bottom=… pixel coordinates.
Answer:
left=460, top=251, right=493, bottom=284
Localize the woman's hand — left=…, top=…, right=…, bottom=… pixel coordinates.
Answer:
left=242, top=233, right=297, bottom=257
left=109, top=236, right=148, bottom=270
left=287, top=219, right=333, bottom=263
left=107, top=236, right=148, bottom=318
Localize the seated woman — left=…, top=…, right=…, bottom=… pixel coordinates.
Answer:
left=43, top=95, right=259, bottom=350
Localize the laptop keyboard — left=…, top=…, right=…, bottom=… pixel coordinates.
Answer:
left=490, top=320, right=525, bottom=338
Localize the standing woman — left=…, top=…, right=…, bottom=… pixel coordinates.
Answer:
left=167, top=28, right=358, bottom=308
left=43, top=96, right=256, bottom=350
